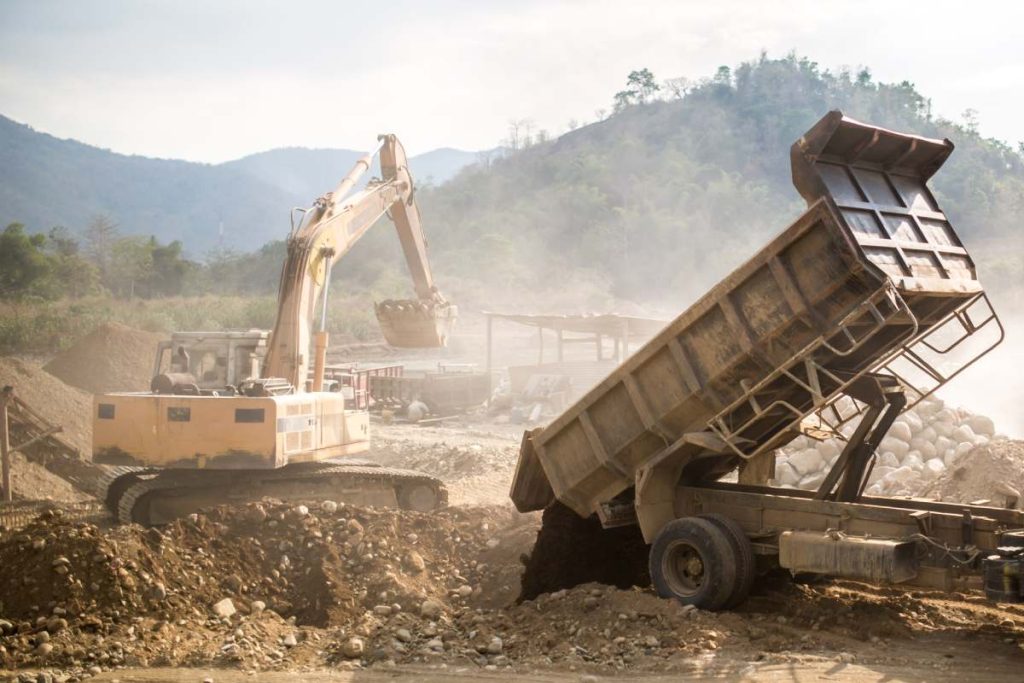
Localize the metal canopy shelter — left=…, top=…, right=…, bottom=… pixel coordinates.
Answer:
left=483, top=312, right=667, bottom=371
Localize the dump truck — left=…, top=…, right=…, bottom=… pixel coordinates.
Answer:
left=511, top=111, right=1020, bottom=610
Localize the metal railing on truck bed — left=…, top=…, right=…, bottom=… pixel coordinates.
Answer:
left=511, top=111, right=1002, bottom=521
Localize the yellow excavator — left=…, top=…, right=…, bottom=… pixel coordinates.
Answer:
left=94, top=134, right=457, bottom=524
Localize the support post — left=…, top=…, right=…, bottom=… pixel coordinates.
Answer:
left=1, top=386, right=13, bottom=503
left=486, top=314, right=493, bottom=374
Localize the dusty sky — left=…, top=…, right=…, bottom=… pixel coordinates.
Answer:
left=1, top=0, right=1022, bottom=162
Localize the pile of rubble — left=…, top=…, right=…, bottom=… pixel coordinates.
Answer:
left=0, top=500, right=529, bottom=677
left=774, top=396, right=1001, bottom=498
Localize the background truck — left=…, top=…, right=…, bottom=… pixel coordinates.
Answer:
left=511, top=111, right=1020, bottom=610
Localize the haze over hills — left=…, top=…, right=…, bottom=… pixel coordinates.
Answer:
left=0, top=114, right=484, bottom=254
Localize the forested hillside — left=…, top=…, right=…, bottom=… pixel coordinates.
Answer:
left=415, top=55, right=1024, bottom=313
left=3, top=54, right=1022, bottom=317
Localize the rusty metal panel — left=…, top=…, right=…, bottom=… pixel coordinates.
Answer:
left=778, top=530, right=918, bottom=584
left=792, top=111, right=977, bottom=297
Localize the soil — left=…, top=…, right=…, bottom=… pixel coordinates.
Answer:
left=0, top=357, right=93, bottom=457
left=920, top=439, right=1024, bottom=505
left=43, top=323, right=163, bottom=395
left=1, top=357, right=1023, bottom=681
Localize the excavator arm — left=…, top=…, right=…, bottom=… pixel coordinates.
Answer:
left=262, top=134, right=456, bottom=391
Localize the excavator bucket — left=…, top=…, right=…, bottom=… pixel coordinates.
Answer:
left=375, top=299, right=458, bottom=348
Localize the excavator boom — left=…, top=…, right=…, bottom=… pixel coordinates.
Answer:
left=262, top=134, right=456, bottom=389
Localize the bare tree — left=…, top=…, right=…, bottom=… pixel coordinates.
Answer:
left=663, top=76, right=692, bottom=99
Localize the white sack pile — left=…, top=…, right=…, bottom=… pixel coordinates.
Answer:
left=773, top=396, right=999, bottom=497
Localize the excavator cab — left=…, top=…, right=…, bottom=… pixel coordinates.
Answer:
left=375, top=298, right=458, bottom=348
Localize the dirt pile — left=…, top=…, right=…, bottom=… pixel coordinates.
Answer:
left=920, top=439, right=1024, bottom=504
left=0, top=500, right=531, bottom=675
left=0, top=358, right=92, bottom=457
left=43, top=322, right=163, bottom=395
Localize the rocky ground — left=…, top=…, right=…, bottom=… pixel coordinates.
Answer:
left=2, top=416, right=1024, bottom=682
left=2, top=323, right=1024, bottom=681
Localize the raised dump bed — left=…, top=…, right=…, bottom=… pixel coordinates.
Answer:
left=511, top=111, right=1002, bottom=522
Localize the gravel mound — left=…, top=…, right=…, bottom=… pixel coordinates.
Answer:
left=920, top=439, right=1024, bottom=505
left=0, top=357, right=92, bottom=457
left=0, top=500, right=530, bottom=673
left=43, top=322, right=163, bottom=395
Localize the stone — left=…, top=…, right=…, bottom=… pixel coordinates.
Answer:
left=403, top=551, right=426, bottom=574
left=903, top=452, right=924, bottom=472
left=879, top=437, right=910, bottom=459
left=900, top=411, right=923, bottom=433
left=799, top=471, right=826, bottom=491
left=456, top=585, right=473, bottom=598
left=282, top=633, right=298, bottom=647
left=952, top=425, right=976, bottom=444
left=395, top=628, right=413, bottom=643
left=46, top=617, right=68, bottom=633
left=888, top=422, right=913, bottom=443
left=963, top=414, right=995, bottom=437
left=815, top=439, right=841, bottom=461
left=148, top=582, right=167, bottom=601
left=250, top=600, right=266, bottom=613
left=909, top=439, right=937, bottom=461
left=321, top=500, right=338, bottom=514
left=342, top=636, right=366, bottom=658
left=644, top=635, right=660, bottom=648
left=774, top=462, right=800, bottom=487
left=924, top=459, right=946, bottom=477
left=486, top=636, right=503, bottom=654
left=878, top=451, right=900, bottom=468
left=420, top=599, right=444, bottom=619
left=34, top=642, right=53, bottom=657
left=426, top=637, right=444, bottom=652
left=789, top=449, right=824, bottom=476
left=293, top=505, right=309, bottom=517
left=485, top=538, right=500, bottom=549
left=212, top=598, right=237, bottom=619
left=373, top=605, right=393, bottom=616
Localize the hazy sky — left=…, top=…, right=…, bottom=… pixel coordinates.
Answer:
left=2, top=0, right=1022, bottom=162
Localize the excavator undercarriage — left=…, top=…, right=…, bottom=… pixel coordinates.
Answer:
left=102, top=461, right=447, bottom=526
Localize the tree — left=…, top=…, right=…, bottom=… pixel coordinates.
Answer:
left=46, top=226, right=100, bottom=298
left=83, top=214, right=119, bottom=283
left=109, top=236, right=153, bottom=299
left=0, top=223, right=56, bottom=299
left=663, top=76, right=692, bottom=99
left=145, top=238, right=194, bottom=297
left=612, top=68, right=660, bottom=111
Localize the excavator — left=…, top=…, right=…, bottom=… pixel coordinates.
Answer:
left=93, top=134, right=457, bottom=525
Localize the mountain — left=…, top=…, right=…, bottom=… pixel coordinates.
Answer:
left=221, top=145, right=482, bottom=202
left=0, top=116, right=485, bottom=254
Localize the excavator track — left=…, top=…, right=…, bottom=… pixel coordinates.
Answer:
left=107, top=461, right=448, bottom=526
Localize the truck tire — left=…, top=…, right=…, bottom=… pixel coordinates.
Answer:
left=649, top=516, right=737, bottom=611
left=699, top=513, right=756, bottom=608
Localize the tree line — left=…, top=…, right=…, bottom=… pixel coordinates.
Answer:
left=0, top=216, right=194, bottom=300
